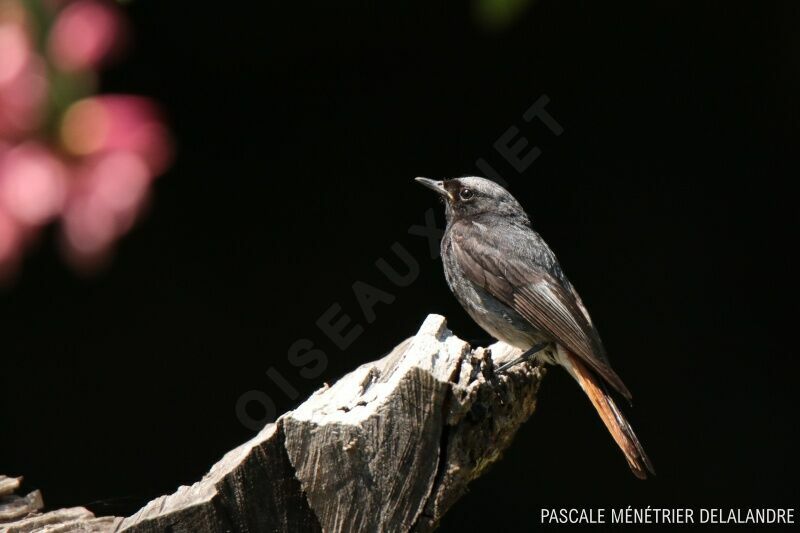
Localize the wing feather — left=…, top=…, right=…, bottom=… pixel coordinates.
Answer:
left=451, top=220, right=632, bottom=400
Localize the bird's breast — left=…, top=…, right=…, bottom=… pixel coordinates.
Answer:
left=441, top=231, right=543, bottom=350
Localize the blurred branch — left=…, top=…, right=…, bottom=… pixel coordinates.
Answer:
left=473, top=0, right=536, bottom=31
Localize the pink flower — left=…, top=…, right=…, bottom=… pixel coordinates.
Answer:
left=61, top=95, right=173, bottom=174
left=0, top=9, right=47, bottom=138
left=47, top=0, right=124, bottom=72
left=0, top=1, right=172, bottom=278
left=0, top=142, right=68, bottom=227
left=0, top=54, right=48, bottom=138
left=61, top=150, right=152, bottom=269
left=0, top=206, right=23, bottom=281
left=0, top=22, right=30, bottom=86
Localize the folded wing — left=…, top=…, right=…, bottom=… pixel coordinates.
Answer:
left=450, top=219, right=632, bottom=400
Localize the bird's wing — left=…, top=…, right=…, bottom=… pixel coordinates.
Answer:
left=450, top=220, right=632, bottom=400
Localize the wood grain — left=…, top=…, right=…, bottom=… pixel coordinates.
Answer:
left=2, top=315, right=544, bottom=532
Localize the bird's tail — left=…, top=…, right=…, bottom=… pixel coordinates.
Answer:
left=557, top=346, right=655, bottom=479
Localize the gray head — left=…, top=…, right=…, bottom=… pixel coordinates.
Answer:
left=415, top=176, right=530, bottom=226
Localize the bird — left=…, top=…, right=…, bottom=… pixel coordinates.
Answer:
left=415, top=175, right=654, bottom=479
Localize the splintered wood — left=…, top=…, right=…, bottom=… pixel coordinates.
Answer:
left=3, top=315, right=544, bottom=532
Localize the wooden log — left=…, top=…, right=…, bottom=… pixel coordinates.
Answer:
left=0, top=478, right=21, bottom=499
left=2, top=314, right=544, bottom=532
left=0, top=484, right=121, bottom=533
left=1, top=507, right=120, bottom=533
left=0, top=490, right=44, bottom=523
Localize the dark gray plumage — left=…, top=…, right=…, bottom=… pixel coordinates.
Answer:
left=416, top=176, right=653, bottom=479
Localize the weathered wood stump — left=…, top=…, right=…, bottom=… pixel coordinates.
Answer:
left=0, top=475, right=122, bottom=532
left=2, top=314, right=544, bottom=532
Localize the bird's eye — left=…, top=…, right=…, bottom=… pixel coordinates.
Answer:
left=459, top=188, right=474, bottom=201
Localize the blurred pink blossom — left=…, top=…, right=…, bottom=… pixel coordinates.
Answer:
left=47, top=0, right=124, bottom=72
left=0, top=23, right=29, bottom=85
left=0, top=8, right=47, bottom=138
left=61, top=96, right=173, bottom=174
left=62, top=150, right=152, bottom=267
left=0, top=55, right=48, bottom=137
left=0, top=142, right=68, bottom=226
left=0, top=0, right=171, bottom=281
left=0, top=206, right=23, bottom=280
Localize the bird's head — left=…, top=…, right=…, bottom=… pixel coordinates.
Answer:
left=415, top=176, right=530, bottom=225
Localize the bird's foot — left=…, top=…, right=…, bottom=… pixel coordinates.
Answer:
left=495, top=341, right=550, bottom=373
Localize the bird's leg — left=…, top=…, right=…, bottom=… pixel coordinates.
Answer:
left=495, top=341, right=550, bottom=373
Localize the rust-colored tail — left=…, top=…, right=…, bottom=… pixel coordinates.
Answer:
left=558, top=347, right=655, bottom=479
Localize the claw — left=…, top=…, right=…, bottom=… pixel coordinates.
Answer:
left=495, top=341, right=549, bottom=373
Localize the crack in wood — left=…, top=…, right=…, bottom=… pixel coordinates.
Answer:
left=2, top=315, right=543, bottom=533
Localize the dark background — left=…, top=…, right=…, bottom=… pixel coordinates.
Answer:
left=2, top=1, right=798, bottom=531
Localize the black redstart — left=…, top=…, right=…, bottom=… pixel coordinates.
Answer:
left=416, top=175, right=654, bottom=479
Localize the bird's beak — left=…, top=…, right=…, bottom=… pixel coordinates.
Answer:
left=415, top=177, right=449, bottom=199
